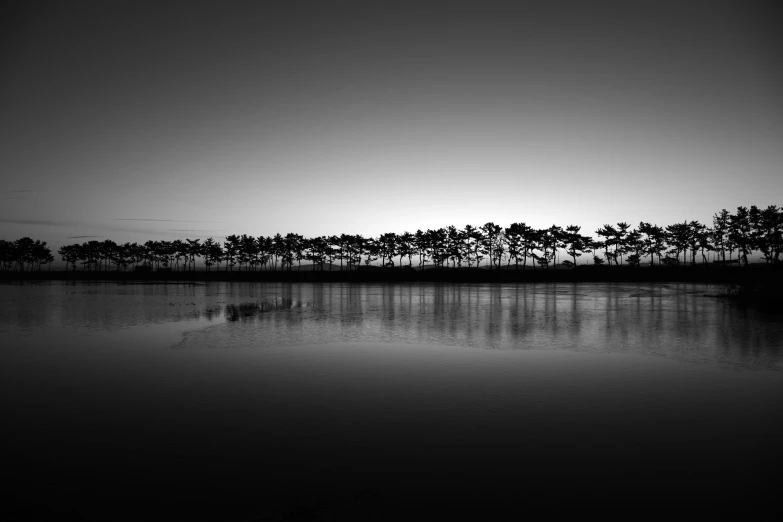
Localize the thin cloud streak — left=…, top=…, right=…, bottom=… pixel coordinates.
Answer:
left=115, top=219, right=225, bottom=223
left=0, top=218, right=69, bottom=226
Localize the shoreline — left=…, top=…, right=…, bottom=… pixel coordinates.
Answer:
left=2, top=263, right=781, bottom=285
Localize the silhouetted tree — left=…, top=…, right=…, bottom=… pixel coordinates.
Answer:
left=201, top=237, right=222, bottom=271
left=398, top=231, right=415, bottom=267
left=414, top=230, right=428, bottom=268
left=712, top=210, right=730, bottom=263
left=614, top=222, right=630, bottom=265
left=750, top=205, right=782, bottom=263
left=665, top=222, right=690, bottom=265
left=548, top=225, right=564, bottom=267
left=352, top=235, right=367, bottom=270
left=625, top=229, right=645, bottom=267
left=564, top=225, right=589, bottom=267
left=536, top=228, right=556, bottom=270
left=363, top=237, right=379, bottom=267
left=528, top=229, right=545, bottom=270
left=589, top=239, right=605, bottom=265
left=429, top=228, right=448, bottom=268
left=378, top=232, right=398, bottom=267
left=595, top=226, right=617, bottom=266
left=58, top=244, right=79, bottom=272
left=258, top=236, right=273, bottom=270
left=492, top=230, right=506, bottom=269
left=223, top=235, right=241, bottom=271
left=481, top=222, right=502, bottom=269
left=638, top=222, right=665, bottom=266
left=686, top=221, right=707, bottom=265
left=504, top=223, right=524, bottom=270
left=516, top=223, right=535, bottom=270
left=446, top=226, right=462, bottom=268
left=466, top=225, right=485, bottom=268
left=184, top=239, right=200, bottom=271
left=729, top=207, right=752, bottom=267
left=304, top=236, right=325, bottom=270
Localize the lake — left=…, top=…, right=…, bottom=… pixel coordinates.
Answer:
left=1, top=281, right=781, bottom=521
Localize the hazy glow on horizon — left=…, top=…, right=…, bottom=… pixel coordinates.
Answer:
left=1, top=2, right=781, bottom=251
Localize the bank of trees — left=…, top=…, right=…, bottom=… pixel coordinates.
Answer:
left=0, top=238, right=55, bottom=271
left=1, top=205, right=781, bottom=273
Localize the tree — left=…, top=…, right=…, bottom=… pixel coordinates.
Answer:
left=517, top=223, right=535, bottom=270
left=548, top=225, right=565, bottom=267
left=200, top=238, right=217, bottom=271
left=363, top=238, right=379, bottom=267
left=286, top=233, right=304, bottom=271
left=528, top=229, right=545, bottom=270
left=378, top=232, right=398, bottom=267
left=564, top=225, right=589, bottom=267
left=765, top=205, right=783, bottom=263
left=414, top=230, right=428, bottom=268
left=40, top=249, right=55, bottom=271
left=481, top=222, right=503, bottom=270
left=224, top=235, right=241, bottom=271
left=665, top=222, right=690, bottom=265
left=445, top=226, right=462, bottom=268
left=729, top=207, right=752, bottom=267
left=638, top=222, right=660, bottom=266
left=536, top=227, right=558, bottom=270
left=504, top=223, right=524, bottom=270
left=277, top=234, right=296, bottom=271
left=304, top=237, right=325, bottom=270
left=184, top=239, right=201, bottom=271
left=595, top=226, right=617, bottom=266
left=696, top=226, right=713, bottom=263
left=272, top=234, right=288, bottom=271
left=58, top=244, right=80, bottom=272
left=712, top=210, right=730, bottom=263
left=466, top=225, right=485, bottom=268
left=140, top=241, right=155, bottom=269
left=625, top=229, right=644, bottom=267
left=751, top=205, right=782, bottom=263
left=27, top=239, right=53, bottom=271
left=171, top=239, right=185, bottom=271
left=492, top=230, right=506, bottom=269
left=258, top=236, right=273, bottom=270
left=348, top=235, right=365, bottom=270
left=589, top=240, right=605, bottom=266
left=398, top=231, right=415, bottom=267
left=13, top=237, right=36, bottom=271
left=427, top=228, right=448, bottom=268
left=613, top=222, right=630, bottom=266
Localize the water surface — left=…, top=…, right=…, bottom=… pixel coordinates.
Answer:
left=2, top=282, right=781, bottom=520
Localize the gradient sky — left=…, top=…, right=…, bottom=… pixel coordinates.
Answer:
left=2, top=1, right=781, bottom=253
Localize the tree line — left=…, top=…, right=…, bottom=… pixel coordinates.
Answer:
left=0, top=205, right=780, bottom=272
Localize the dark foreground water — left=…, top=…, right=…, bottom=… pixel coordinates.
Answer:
left=1, top=282, right=781, bottom=521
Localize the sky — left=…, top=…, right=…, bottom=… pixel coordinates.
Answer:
left=1, top=1, right=782, bottom=254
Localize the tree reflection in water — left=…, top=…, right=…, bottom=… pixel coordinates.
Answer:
left=210, top=282, right=781, bottom=370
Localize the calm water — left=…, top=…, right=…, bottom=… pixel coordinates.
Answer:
left=2, top=282, right=782, bottom=520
